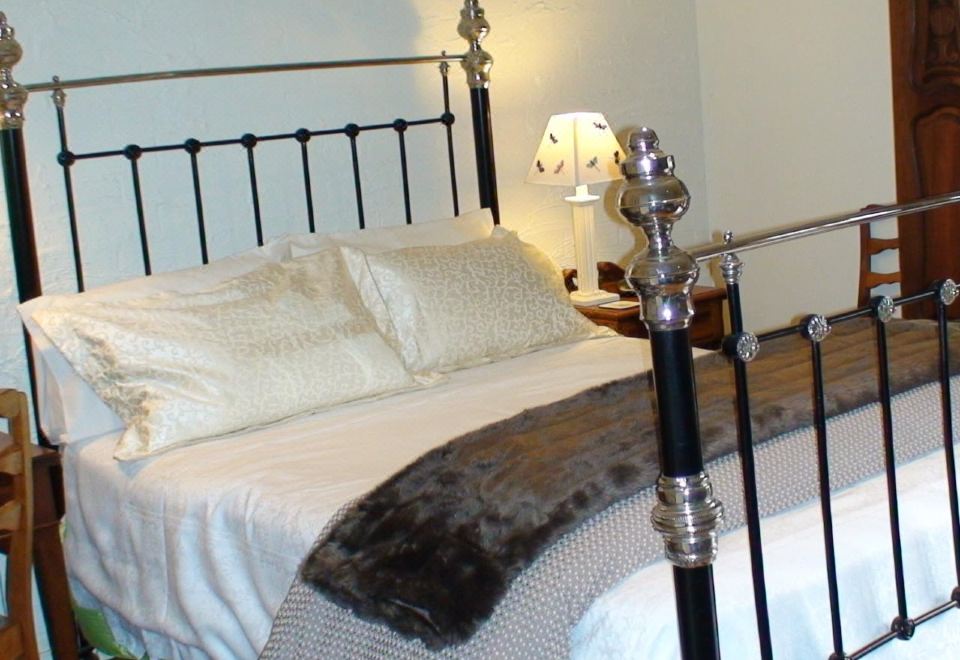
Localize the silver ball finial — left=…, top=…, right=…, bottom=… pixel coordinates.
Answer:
left=0, top=12, right=26, bottom=129
left=459, top=0, right=493, bottom=89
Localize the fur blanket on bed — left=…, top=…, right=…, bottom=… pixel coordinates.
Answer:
left=301, top=319, right=960, bottom=649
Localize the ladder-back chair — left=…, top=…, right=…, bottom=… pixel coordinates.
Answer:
left=0, top=389, right=38, bottom=660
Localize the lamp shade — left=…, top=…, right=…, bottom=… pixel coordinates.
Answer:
left=525, top=112, right=623, bottom=188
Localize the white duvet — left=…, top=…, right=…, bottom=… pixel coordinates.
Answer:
left=63, top=335, right=660, bottom=659
left=63, top=333, right=960, bottom=659
left=572, top=448, right=960, bottom=659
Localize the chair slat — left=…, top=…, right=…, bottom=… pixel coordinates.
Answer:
left=0, top=501, right=22, bottom=532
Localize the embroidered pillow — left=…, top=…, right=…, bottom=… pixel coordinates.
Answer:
left=18, top=240, right=302, bottom=444
left=343, top=228, right=609, bottom=373
left=32, top=248, right=417, bottom=460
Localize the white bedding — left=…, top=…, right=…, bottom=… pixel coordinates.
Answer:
left=63, top=335, right=660, bottom=659
left=572, top=448, right=960, bottom=659
left=63, top=332, right=960, bottom=659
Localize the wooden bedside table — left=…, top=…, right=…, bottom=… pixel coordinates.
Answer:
left=575, top=286, right=727, bottom=349
left=564, top=262, right=728, bottom=349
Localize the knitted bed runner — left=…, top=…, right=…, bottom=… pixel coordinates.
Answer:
left=295, top=319, right=959, bottom=650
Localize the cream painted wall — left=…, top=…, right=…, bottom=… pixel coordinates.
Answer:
left=0, top=2, right=897, bottom=657
left=695, top=0, right=897, bottom=331
left=0, top=0, right=708, bottom=400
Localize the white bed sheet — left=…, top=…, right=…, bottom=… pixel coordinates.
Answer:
left=63, top=335, right=659, bottom=660
left=572, top=427, right=960, bottom=659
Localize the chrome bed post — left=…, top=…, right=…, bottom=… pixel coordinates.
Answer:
left=0, top=13, right=38, bottom=305
left=617, top=128, right=724, bottom=659
left=458, top=0, right=499, bottom=223
left=0, top=14, right=47, bottom=447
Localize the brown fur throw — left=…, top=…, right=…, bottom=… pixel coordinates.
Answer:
left=302, top=319, right=959, bottom=649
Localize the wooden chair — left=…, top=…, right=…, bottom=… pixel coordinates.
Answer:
left=858, top=214, right=902, bottom=307
left=0, top=389, right=38, bottom=660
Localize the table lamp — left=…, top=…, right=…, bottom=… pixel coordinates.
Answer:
left=526, top=112, right=623, bottom=306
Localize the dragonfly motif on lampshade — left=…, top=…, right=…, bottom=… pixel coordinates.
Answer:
left=526, top=112, right=624, bottom=306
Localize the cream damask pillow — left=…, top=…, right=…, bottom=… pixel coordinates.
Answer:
left=33, top=248, right=418, bottom=460
left=342, top=227, right=610, bottom=373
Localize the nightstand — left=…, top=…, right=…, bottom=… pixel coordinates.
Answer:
left=576, top=286, right=727, bottom=349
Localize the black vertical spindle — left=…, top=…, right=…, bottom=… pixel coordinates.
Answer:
left=722, top=269, right=773, bottom=660
left=393, top=119, right=413, bottom=225
left=345, top=123, right=365, bottom=229
left=295, top=129, right=316, bottom=233
left=123, top=144, right=151, bottom=275
left=805, top=316, right=845, bottom=658
left=439, top=62, right=459, bottom=216
left=184, top=139, right=208, bottom=265
left=53, top=91, right=85, bottom=291
left=872, top=297, right=912, bottom=636
left=935, top=283, right=960, bottom=586
left=241, top=133, right=264, bottom=246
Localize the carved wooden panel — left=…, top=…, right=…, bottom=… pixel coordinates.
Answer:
left=895, top=0, right=960, bottom=319
left=915, top=0, right=960, bottom=91
left=910, top=107, right=960, bottom=307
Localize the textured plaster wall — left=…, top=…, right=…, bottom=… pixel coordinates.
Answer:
left=0, top=0, right=708, bottom=401
left=695, top=0, right=897, bottom=331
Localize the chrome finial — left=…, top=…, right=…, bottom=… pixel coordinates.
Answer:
left=51, top=75, right=66, bottom=108
left=617, top=127, right=697, bottom=330
left=458, top=0, right=493, bottom=89
left=0, top=13, right=27, bottom=129
left=719, top=230, right=744, bottom=285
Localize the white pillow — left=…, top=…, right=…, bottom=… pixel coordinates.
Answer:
left=31, top=248, right=417, bottom=460
left=277, top=207, right=494, bottom=257
left=19, top=241, right=307, bottom=444
left=342, top=227, right=610, bottom=373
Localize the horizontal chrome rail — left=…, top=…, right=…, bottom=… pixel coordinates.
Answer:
left=690, top=190, right=960, bottom=263
left=24, top=53, right=465, bottom=93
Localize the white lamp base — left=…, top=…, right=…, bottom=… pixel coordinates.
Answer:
left=570, top=289, right=620, bottom=307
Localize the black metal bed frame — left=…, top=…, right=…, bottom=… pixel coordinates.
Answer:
left=3, top=3, right=960, bottom=659
left=617, top=128, right=960, bottom=659
left=0, top=2, right=498, bottom=452
left=0, top=3, right=498, bottom=304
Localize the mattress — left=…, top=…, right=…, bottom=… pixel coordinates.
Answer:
left=62, top=335, right=661, bottom=659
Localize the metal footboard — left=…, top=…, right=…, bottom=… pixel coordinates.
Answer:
left=617, top=129, right=960, bottom=659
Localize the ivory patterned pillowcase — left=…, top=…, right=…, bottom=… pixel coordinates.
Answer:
left=342, top=228, right=609, bottom=373
left=33, top=248, right=417, bottom=460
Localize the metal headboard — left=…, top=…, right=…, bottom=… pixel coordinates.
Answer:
left=0, top=0, right=499, bottom=444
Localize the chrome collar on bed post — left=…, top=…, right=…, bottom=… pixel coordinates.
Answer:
left=458, top=0, right=492, bottom=89
left=0, top=13, right=27, bottom=129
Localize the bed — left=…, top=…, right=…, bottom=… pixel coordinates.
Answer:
left=2, top=2, right=960, bottom=659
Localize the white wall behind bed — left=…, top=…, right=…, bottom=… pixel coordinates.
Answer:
left=695, top=0, right=897, bottom=332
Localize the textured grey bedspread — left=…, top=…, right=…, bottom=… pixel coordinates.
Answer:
left=262, top=320, right=960, bottom=659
